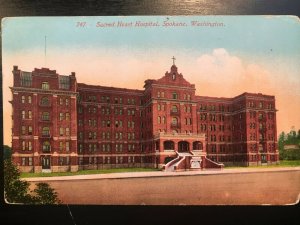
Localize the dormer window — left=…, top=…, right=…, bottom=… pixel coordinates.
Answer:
left=42, top=82, right=49, bottom=90
left=172, top=73, right=176, bottom=80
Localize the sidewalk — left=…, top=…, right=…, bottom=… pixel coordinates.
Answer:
left=23, top=166, right=300, bottom=182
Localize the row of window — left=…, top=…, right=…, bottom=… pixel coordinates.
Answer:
left=83, top=95, right=137, bottom=105
left=21, top=96, right=32, bottom=104
left=78, top=107, right=136, bottom=116
left=79, top=156, right=138, bottom=165
left=39, top=96, right=70, bottom=106
left=209, top=135, right=229, bottom=142
left=157, top=91, right=192, bottom=100
left=199, top=114, right=225, bottom=122
left=78, top=143, right=136, bottom=153
left=79, top=132, right=136, bottom=140
left=199, top=104, right=228, bottom=112
left=248, top=101, right=273, bottom=109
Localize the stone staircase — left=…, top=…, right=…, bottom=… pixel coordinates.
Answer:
left=163, top=151, right=224, bottom=171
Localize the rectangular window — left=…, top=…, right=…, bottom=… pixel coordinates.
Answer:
left=21, top=158, right=26, bottom=166
left=22, top=111, right=26, bottom=119
left=42, top=82, right=49, bottom=90
left=66, top=141, right=70, bottom=152
left=59, top=113, right=64, bottom=121
left=28, top=126, right=32, bottom=135
left=59, top=76, right=70, bottom=89
left=66, top=127, right=70, bottom=136
left=59, top=127, right=64, bottom=136
left=20, top=72, right=32, bottom=87
left=28, top=157, right=33, bottom=166
left=66, top=112, right=70, bottom=120
left=21, top=126, right=26, bottom=135
left=28, top=141, right=32, bottom=150
left=59, top=142, right=64, bottom=151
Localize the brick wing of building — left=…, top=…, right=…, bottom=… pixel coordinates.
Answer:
left=10, top=63, right=279, bottom=173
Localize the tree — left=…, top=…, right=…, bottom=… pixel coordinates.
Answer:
left=4, top=159, right=61, bottom=204
left=3, top=145, right=12, bottom=160
left=32, top=183, right=61, bottom=204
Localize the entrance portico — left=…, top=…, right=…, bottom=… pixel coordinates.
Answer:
left=154, top=132, right=206, bottom=168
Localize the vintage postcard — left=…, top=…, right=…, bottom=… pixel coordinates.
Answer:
left=2, top=16, right=300, bottom=205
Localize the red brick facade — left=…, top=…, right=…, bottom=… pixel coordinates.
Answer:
left=10, top=64, right=279, bottom=172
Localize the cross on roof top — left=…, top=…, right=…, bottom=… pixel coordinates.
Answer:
left=172, top=56, right=176, bottom=65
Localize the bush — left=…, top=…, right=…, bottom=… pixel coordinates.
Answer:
left=4, top=159, right=61, bottom=204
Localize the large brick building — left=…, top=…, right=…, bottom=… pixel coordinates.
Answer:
left=10, top=62, right=279, bottom=173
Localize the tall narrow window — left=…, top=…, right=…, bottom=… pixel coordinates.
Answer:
left=66, top=142, right=70, bottom=151
left=22, top=141, right=26, bottom=150
left=65, top=112, right=70, bottom=120
left=28, top=110, right=32, bottom=119
left=59, top=113, right=64, bottom=121
left=172, top=92, right=178, bottom=99
left=65, top=127, right=70, bottom=136
left=22, top=111, right=26, bottom=119
left=28, top=141, right=32, bottom=151
left=21, top=96, right=25, bottom=103
left=28, top=126, right=32, bottom=135
left=21, top=126, right=26, bottom=135
left=59, top=127, right=64, bottom=136
left=28, top=96, right=32, bottom=104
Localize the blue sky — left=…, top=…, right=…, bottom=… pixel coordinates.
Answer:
left=3, top=16, right=300, bottom=58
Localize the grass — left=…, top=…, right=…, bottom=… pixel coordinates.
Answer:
left=20, top=160, right=300, bottom=178
left=20, top=167, right=160, bottom=178
left=225, top=160, right=300, bottom=169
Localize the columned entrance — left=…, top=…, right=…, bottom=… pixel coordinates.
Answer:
left=178, top=141, right=189, bottom=152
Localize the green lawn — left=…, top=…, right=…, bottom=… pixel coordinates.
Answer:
left=225, top=160, right=300, bottom=169
left=21, top=167, right=160, bottom=178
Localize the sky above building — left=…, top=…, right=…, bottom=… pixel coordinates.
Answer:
left=2, top=16, right=300, bottom=146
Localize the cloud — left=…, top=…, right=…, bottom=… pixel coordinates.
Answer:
left=195, top=48, right=274, bottom=96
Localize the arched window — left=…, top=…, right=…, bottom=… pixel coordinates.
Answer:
left=172, top=105, right=178, bottom=112
left=158, top=116, right=161, bottom=124
left=162, top=116, right=166, bottom=124
left=172, top=73, right=176, bottom=80
left=42, top=127, right=50, bottom=136
left=41, top=97, right=49, bottom=106
left=164, top=141, right=174, bottom=150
